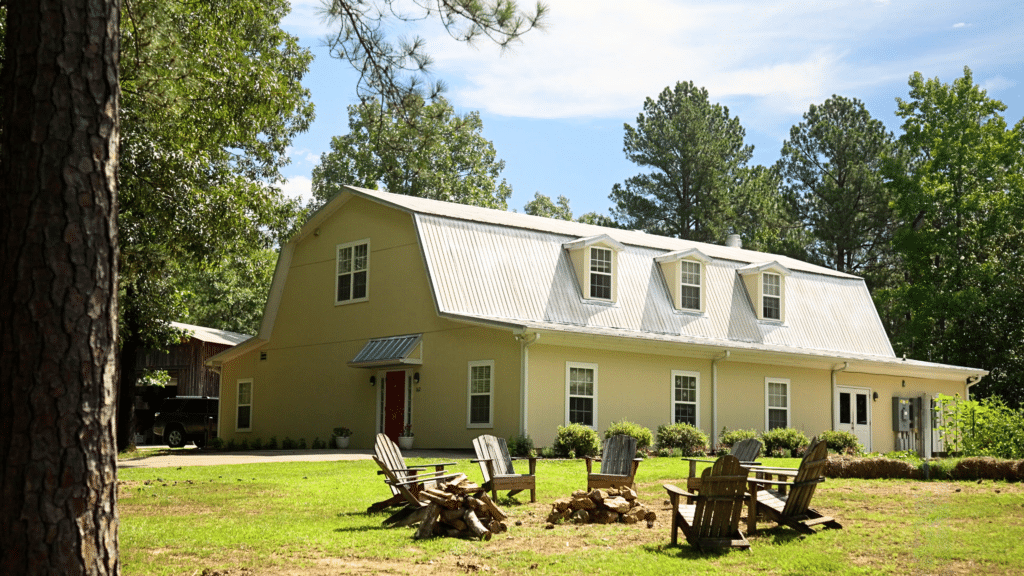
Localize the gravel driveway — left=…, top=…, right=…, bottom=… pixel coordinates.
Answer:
left=117, top=447, right=472, bottom=469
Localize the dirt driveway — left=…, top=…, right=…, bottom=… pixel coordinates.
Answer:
left=117, top=447, right=472, bottom=469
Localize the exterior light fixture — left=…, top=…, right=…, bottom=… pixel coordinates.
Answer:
left=369, top=375, right=376, bottom=386
left=873, top=392, right=878, bottom=401
left=413, top=372, right=420, bottom=384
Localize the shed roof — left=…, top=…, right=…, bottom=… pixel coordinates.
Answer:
left=171, top=322, right=250, bottom=346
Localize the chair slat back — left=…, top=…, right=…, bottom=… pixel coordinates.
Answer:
left=374, top=433, right=406, bottom=495
left=781, top=438, right=828, bottom=517
left=730, top=438, right=762, bottom=462
left=691, top=455, right=747, bottom=540
left=473, top=435, right=515, bottom=481
left=601, top=435, right=637, bottom=476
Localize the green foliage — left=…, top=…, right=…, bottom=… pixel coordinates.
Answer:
left=311, top=438, right=326, bottom=449
left=250, top=438, right=263, bottom=451
left=523, top=193, right=619, bottom=227
left=761, top=427, right=810, bottom=457
left=552, top=424, right=600, bottom=458
left=506, top=433, right=535, bottom=457
left=207, top=437, right=225, bottom=450
left=610, top=81, right=798, bottom=251
left=320, top=0, right=546, bottom=109
left=312, top=97, right=512, bottom=211
left=779, top=95, right=896, bottom=282
left=137, top=369, right=172, bottom=388
left=819, top=430, right=863, bottom=455
left=719, top=427, right=758, bottom=448
left=880, top=67, right=1024, bottom=408
left=603, top=420, right=653, bottom=451
left=655, top=423, right=708, bottom=456
left=332, top=427, right=353, bottom=438
left=935, top=394, right=1024, bottom=459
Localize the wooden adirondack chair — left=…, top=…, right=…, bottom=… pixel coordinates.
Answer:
left=471, top=435, right=537, bottom=502
left=585, top=434, right=642, bottom=490
left=745, top=438, right=842, bottom=535
left=663, top=455, right=751, bottom=550
left=682, top=438, right=763, bottom=501
left=367, top=433, right=459, bottom=513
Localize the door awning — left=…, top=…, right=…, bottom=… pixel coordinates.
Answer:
left=348, top=334, right=423, bottom=368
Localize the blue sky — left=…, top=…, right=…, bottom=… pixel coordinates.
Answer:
left=278, top=0, right=1024, bottom=220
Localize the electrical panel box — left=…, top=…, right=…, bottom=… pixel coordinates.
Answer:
left=892, top=397, right=912, bottom=432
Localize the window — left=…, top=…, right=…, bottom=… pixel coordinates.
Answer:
left=765, top=378, right=789, bottom=430
left=566, top=362, right=597, bottom=426
left=336, top=240, right=369, bottom=304
left=680, top=260, right=702, bottom=311
left=589, top=247, right=612, bottom=300
left=762, top=272, right=781, bottom=320
left=467, top=361, right=494, bottom=427
left=671, top=371, right=699, bottom=427
left=237, top=379, right=253, bottom=431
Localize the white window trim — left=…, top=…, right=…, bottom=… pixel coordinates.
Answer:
left=588, top=247, right=613, bottom=301
left=236, top=378, right=253, bottom=432
left=565, top=362, right=598, bottom=428
left=467, top=360, right=495, bottom=428
left=762, top=272, right=782, bottom=321
left=335, top=238, right=370, bottom=305
left=765, top=377, right=791, bottom=430
left=679, top=260, right=703, bottom=312
left=670, top=370, right=700, bottom=428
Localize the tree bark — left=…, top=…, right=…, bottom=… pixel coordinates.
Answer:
left=0, top=0, right=121, bottom=574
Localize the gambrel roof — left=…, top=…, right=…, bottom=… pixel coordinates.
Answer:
left=210, top=185, right=986, bottom=381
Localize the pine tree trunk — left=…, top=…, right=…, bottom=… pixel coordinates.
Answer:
left=0, top=0, right=121, bottom=574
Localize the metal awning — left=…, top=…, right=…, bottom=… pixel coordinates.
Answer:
left=348, top=334, right=423, bottom=368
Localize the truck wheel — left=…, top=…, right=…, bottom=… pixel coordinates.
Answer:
left=164, top=426, right=186, bottom=448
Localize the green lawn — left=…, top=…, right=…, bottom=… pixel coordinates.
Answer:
left=118, top=456, right=1024, bottom=575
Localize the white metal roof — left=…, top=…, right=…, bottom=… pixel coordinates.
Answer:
left=170, top=322, right=251, bottom=346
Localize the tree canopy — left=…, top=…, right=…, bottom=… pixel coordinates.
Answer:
left=312, top=96, right=512, bottom=209
left=523, top=192, right=618, bottom=227
left=779, top=95, right=897, bottom=280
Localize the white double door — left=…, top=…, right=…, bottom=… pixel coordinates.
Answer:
left=834, top=386, right=871, bottom=452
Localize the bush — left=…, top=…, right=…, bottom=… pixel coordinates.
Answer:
left=761, top=427, right=809, bottom=457
left=281, top=437, right=296, bottom=450
left=207, top=437, right=225, bottom=450
left=604, top=420, right=653, bottom=451
left=820, top=430, right=862, bottom=455
left=311, top=437, right=327, bottom=449
left=507, top=433, right=535, bottom=457
left=552, top=423, right=600, bottom=458
left=265, top=436, right=278, bottom=450
left=655, top=423, right=708, bottom=456
left=719, top=428, right=758, bottom=448
left=250, top=437, right=264, bottom=450
left=935, top=395, right=1024, bottom=459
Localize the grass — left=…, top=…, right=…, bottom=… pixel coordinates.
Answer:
left=118, top=456, right=1024, bottom=575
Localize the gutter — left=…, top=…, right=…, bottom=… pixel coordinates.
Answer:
left=965, top=375, right=984, bottom=400
left=830, top=361, right=849, bottom=430
left=711, top=351, right=730, bottom=448
left=515, top=332, right=540, bottom=437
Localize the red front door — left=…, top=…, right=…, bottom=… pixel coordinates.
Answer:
left=383, top=371, right=406, bottom=442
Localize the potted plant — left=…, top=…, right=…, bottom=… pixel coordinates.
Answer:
left=398, top=424, right=414, bottom=450
left=332, top=427, right=352, bottom=449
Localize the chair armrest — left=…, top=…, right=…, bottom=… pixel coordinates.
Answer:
left=744, top=465, right=798, bottom=474
left=470, top=458, right=492, bottom=464
left=679, top=457, right=716, bottom=464
left=420, top=461, right=457, bottom=468
left=664, top=483, right=696, bottom=499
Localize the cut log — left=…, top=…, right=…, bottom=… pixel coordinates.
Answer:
left=414, top=502, right=442, bottom=540
left=386, top=505, right=430, bottom=528
left=463, top=509, right=492, bottom=541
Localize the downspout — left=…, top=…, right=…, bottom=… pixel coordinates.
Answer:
left=830, top=362, right=849, bottom=431
left=965, top=375, right=983, bottom=400
left=516, top=332, right=540, bottom=437
left=711, top=351, right=730, bottom=448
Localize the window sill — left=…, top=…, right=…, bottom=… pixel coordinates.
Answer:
left=674, top=309, right=707, bottom=318
left=334, top=297, right=369, bottom=306
left=581, top=298, right=618, bottom=308
left=466, top=423, right=493, bottom=429
left=757, top=319, right=786, bottom=327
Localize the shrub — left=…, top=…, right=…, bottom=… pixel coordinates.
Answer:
left=266, top=436, right=278, bottom=450
left=553, top=423, right=600, bottom=458
left=655, top=423, right=708, bottom=456
left=761, top=427, right=809, bottom=457
left=297, top=438, right=308, bottom=450
left=604, top=420, right=653, bottom=451
left=281, top=437, right=296, bottom=450
left=507, top=433, right=535, bottom=457
left=719, top=427, right=758, bottom=448
left=935, top=394, right=1024, bottom=459
left=207, top=437, right=225, bottom=450
left=237, top=438, right=250, bottom=451
left=311, top=437, right=327, bottom=449
left=250, top=437, right=264, bottom=450
left=820, top=430, right=862, bottom=455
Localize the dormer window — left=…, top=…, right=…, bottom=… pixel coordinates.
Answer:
left=563, top=235, right=625, bottom=303
left=590, top=247, right=613, bottom=300
left=737, top=261, right=790, bottom=323
left=655, top=248, right=710, bottom=313
left=762, top=272, right=781, bottom=320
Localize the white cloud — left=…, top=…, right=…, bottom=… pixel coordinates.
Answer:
left=953, top=22, right=967, bottom=28
left=981, top=75, right=1016, bottom=93
left=283, top=0, right=333, bottom=38
left=280, top=175, right=314, bottom=204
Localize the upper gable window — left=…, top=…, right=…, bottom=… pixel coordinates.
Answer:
left=655, top=248, right=710, bottom=313
left=563, top=235, right=625, bottom=304
left=336, top=239, right=369, bottom=304
left=589, top=247, right=613, bottom=300
left=762, top=272, right=781, bottom=320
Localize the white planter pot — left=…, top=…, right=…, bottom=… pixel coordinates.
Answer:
left=335, top=436, right=350, bottom=449
left=398, top=437, right=414, bottom=450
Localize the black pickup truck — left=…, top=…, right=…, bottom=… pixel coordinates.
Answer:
left=152, top=396, right=218, bottom=448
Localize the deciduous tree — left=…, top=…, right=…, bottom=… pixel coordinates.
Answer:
left=1, top=0, right=121, bottom=572
left=312, top=97, right=512, bottom=209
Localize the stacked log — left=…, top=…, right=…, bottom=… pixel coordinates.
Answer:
left=546, top=487, right=656, bottom=528
left=387, top=474, right=508, bottom=541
